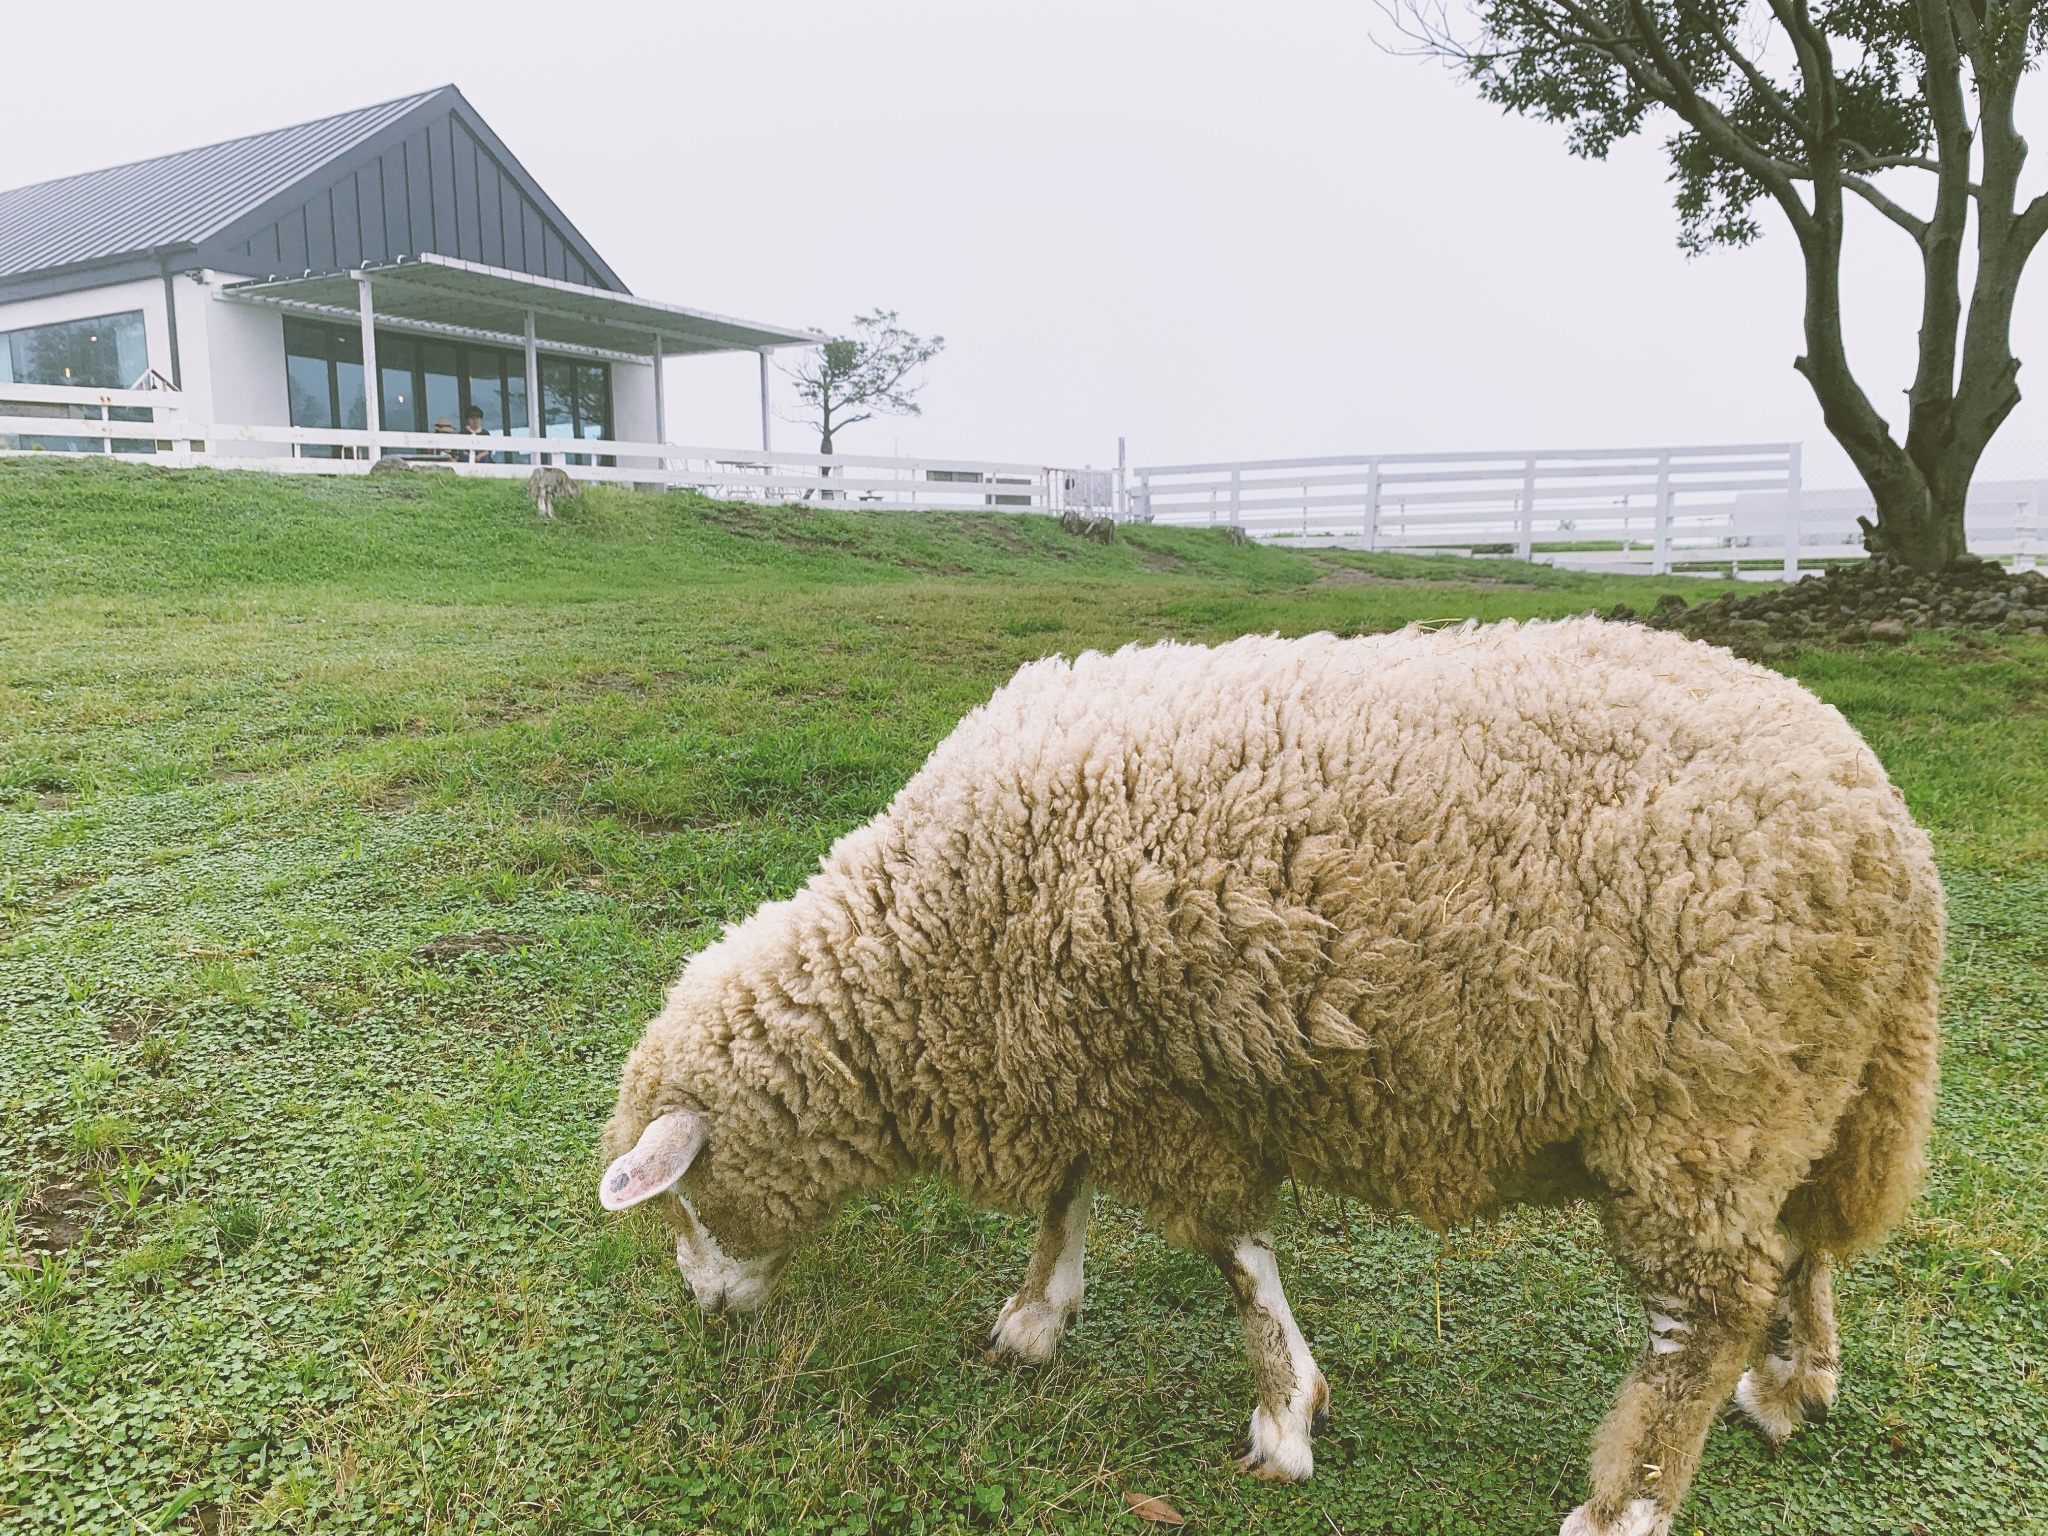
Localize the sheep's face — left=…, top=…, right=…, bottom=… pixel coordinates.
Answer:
left=599, top=1108, right=791, bottom=1314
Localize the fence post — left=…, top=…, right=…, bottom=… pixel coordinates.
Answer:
left=1302, top=481, right=1309, bottom=540
left=1518, top=454, right=1536, bottom=562
left=2018, top=493, right=2038, bottom=573
left=1783, top=442, right=1803, bottom=582
left=1229, top=466, right=1241, bottom=528
left=1652, top=450, right=1673, bottom=575
left=1366, top=459, right=1380, bottom=550
left=1138, top=468, right=1151, bottom=523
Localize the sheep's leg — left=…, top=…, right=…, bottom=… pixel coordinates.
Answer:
left=989, top=1167, right=1092, bottom=1363
left=1561, top=1208, right=1781, bottom=1536
left=1732, top=1247, right=1838, bottom=1445
left=1210, top=1234, right=1329, bottom=1482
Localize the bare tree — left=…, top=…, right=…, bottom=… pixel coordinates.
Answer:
left=783, top=310, right=945, bottom=458
left=1392, top=0, right=2048, bottom=571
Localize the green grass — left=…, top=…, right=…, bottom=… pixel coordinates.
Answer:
left=1, top=458, right=2042, bottom=1535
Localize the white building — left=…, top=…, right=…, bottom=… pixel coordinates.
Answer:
left=0, top=86, right=818, bottom=461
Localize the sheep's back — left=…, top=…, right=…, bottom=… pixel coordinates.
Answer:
left=816, top=619, right=1934, bottom=1216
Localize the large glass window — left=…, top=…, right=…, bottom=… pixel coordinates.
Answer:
left=0, top=310, right=153, bottom=453
left=282, top=319, right=368, bottom=459
left=540, top=357, right=613, bottom=465
left=282, top=319, right=605, bottom=461
left=421, top=343, right=461, bottom=434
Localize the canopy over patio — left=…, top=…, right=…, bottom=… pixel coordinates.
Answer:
left=222, top=252, right=822, bottom=450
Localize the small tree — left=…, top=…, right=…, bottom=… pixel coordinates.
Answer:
left=784, top=310, right=945, bottom=457
left=1393, top=0, right=2048, bottom=572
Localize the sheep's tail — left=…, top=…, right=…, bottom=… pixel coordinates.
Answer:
left=1782, top=891, right=1944, bottom=1260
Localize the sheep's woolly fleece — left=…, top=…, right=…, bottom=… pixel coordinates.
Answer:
left=605, top=617, right=1940, bottom=1267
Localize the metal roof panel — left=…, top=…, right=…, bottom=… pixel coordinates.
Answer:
left=0, top=91, right=443, bottom=280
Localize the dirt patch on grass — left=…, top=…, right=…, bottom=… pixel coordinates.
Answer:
left=971, top=518, right=1034, bottom=555
left=413, top=929, right=544, bottom=960
left=1138, top=548, right=1191, bottom=572
left=105, top=1002, right=167, bottom=1044
left=19, top=1175, right=97, bottom=1253
left=1302, top=555, right=1545, bottom=590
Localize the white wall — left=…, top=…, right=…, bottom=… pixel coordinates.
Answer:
left=610, top=358, right=658, bottom=468
left=190, top=271, right=289, bottom=455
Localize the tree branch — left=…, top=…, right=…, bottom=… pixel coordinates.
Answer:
left=1842, top=174, right=1933, bottom=238
left=1677, top=0, right=1809, bottom=141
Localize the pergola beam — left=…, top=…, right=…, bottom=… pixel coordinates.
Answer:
left=229, top=292, right=657, bottom=365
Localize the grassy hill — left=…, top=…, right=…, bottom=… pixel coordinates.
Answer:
left=2, top=458, right=2042, bottom=1534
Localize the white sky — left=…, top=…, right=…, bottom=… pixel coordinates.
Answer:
left=6, top=0, right=2048, bottom=486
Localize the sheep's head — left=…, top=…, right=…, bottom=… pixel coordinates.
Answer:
left=598, top=1107, right=792, bottom=1314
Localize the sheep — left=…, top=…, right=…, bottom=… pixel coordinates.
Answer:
left=527, top=464, right=577, bottom=519
left=599, top=618, right=1942, bottom=1536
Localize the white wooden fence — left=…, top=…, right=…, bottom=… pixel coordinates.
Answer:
left=7, top=384, right=2038, bottom=575
left=0, top=381, right=1100, bottom=516
left=1132, top=444, right=1808, bottom=577
left=1132, top=443, right=2042, bottom=577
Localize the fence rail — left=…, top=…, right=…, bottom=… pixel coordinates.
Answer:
left=1133, top=443, right=2046, bottom=576
left=1134, top=444, right=1810, bottom=577
left=6, top=384, right=2038, bottom=574
left=0, top=381, right=1117, bottom=516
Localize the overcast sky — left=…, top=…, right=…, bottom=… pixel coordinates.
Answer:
left=7, top=0, right=2048, bottom=486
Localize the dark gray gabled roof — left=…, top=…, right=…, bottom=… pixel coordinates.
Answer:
left=0, top=87, right=626, bottom=301
left=0, top=91, right=438, bottom=280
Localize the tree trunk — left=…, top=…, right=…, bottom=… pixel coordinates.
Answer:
left=1789, top=172, right=1973, bottom=574
left=1862, top=471, right=1971, bottom=571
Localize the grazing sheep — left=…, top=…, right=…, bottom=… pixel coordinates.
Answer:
left=527, top=465, right=577, bottom=519
left=600, top=619, right=1941, bottom=1536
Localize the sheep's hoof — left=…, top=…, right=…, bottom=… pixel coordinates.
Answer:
left=1558, top=1498, right=1671, bottom=1536
left=1732, top=1359, right=1833, bottom=1449
left=1232, top=1405, right=1314, bottom=1482
left=986, top=1293, right=1073, bottom=1364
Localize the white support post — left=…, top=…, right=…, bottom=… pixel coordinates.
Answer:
left=523, top=311, right=543, bottom=465
left=1518, top=455, right=1536, bottom=562
left=1365, top=459, right=1380, bottom=550
left=357, top=274, right=381, bottom=463
left=758, top=350, right=773, bottom=452
left=1229, top=465, right=1242, bottom=527
left=1117, top=436, right=1128, bottom=521
left=1652, top=450, right=1673, bottom=575
left=1783, top=441, right=1803, bottom=582
left=651, top=333, right=666, bottom=472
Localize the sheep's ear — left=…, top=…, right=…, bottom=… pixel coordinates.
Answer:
left=599, top=1110, right=706, bottom=1211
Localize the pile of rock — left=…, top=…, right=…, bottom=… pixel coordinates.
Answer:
left=1601, top=555, right=2048, bottom=655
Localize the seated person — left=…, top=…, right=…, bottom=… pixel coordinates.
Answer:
left=432, top=418, right=458, bottom=460
left=460, top=405, right=493, bottom=464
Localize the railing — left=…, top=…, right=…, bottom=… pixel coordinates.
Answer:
left=0, top=381, right=1098, bottom=516
left=7, top=385, right=2036, bottom=572
left=1133, top=445, right=1807, bottom=577
left=1132, top=443, right=2044, bottom=578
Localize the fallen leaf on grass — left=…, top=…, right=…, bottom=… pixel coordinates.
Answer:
left=1124, top=1491, right=1186, bottom=1525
